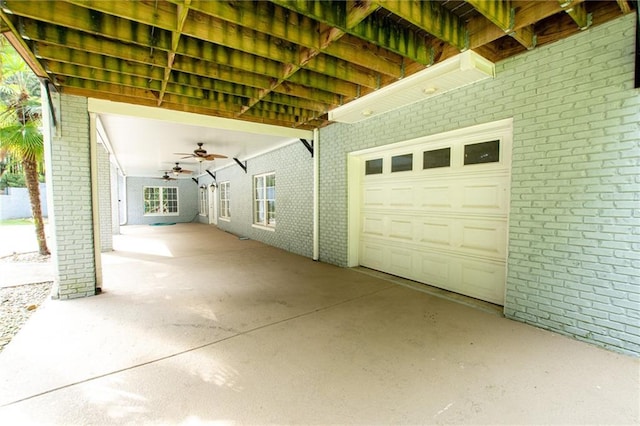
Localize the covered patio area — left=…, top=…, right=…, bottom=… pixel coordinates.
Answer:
left=0, top=223, right=637, bottom=424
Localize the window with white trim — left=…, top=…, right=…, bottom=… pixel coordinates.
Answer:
left=254, top=172, right=275, bottom=227
left=198, top=186, right=207, bottom=216
left=219, top=181, right=230, bottom=219
left=144, top=186, right=178, bottom=216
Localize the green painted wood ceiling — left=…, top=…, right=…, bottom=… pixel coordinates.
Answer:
left=0, top=0, right=633, bottom=130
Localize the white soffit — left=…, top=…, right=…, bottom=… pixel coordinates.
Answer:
left=328, top=50, right=495, bottom=124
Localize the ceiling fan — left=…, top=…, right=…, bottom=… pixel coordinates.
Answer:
left=174, top=142, right=228, bottom=162
left=156, top=172, right=176, bottom=181
left=171, top=162, right=193, bottom=176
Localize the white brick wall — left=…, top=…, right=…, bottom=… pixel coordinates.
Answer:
left=125, top=177, right=199, bottom=225
left=97, top=143, right=112, bottom=251
left=201, top=141, right=314, bottom=258
left=48, top=95, right=96, bottom=299
left=318, top=15, right=639, bottom=355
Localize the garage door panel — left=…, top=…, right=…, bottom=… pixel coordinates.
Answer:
left=460, top=261, right=505, bottom=305
left=361, top=243, right=385, bottom=269
left=390, top=186, right=413, bottom=206
left=459, top=221, right=506, bottom=257
left=389, top=248, right=413, bottom=276
left=362, top=216, right=384, bottom=236
left=420, top=221, right=451, bottom=246
left=419, top=253, right=453, bottom=284
left=419, top=185, right=453, bottom=209
left=461, top=183, right=505, bottom=211
left=389, top=219, right=414, bottom=240
left=357, top=123, right=511, bottom=305
left=363, top=187, right=385, bottom=206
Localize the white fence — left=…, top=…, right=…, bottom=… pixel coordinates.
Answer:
left=0, top=184, right=48, bottom=220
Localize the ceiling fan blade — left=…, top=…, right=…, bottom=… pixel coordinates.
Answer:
left=178, top=169, right=193, bottom=174
left=203, top=153, right=228, bottom=160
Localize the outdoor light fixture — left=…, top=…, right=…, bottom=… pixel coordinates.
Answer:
left=328, top=50, right=495, bottom=124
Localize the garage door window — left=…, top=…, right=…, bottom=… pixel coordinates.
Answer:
left=423, top=147, right=451, bottom=169
left=365, top=158, right=383, bottom=175
left=464, top=140, right=500, bottom=165
left=391, top=153, right=413, bottom=172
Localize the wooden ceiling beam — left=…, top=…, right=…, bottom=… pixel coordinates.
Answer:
left=244, top=0, right=378, bottom=119
left=261, top=93, right=329, bottom=114
left=67, top=0, right=386, bottom=102
left=34, top=44, right=162, bottom=81
left=374, top=0, right=467, bottom=51
left=272, top=83, right=341, bottom=108
left=169, top=71, right=261, bottom=100
left=616, top=1, right=632, bottom=13
left=20, top=19, right=167, bottom=67
left=60, top=72, right=320, bottom=128
left=171, top=0, right=320, bottom=50
left=43, top=60, right=161, bottom=90
left=271, top=0, right=432, bottom=65
left=60, top=77, right=245, bottom=113
left=3, top=0, right=170, bottom=49
left=468, top=0, right=574, bottom=50
left=466, top=0, right=535, bottom=50
left=0, top=11, right=47, bottom=77
left=558, top=0, right=592, bottom=30
left=304, top=55, right=379, bottom=89
left=51, top=0, right=370, bottom=95
left=63, top=83, right=316, bottom=129
left=157, top=0, right=192, bottom=106
left=26, top=24, right=284, bottom=94
left=510, top=25, right=537, bottom=50
left=183, top=10, right=300, bottom=67
left=250, top=101, right=318, bottom=122
left=323, top=34, right=407, bottom=79
left=63, top=0, right=177, bottom=28
left=467, top=0, right=514, bottom=32
left=238, top=103, right=320, bottom=127
left=284, top=69, right=359, bottom=99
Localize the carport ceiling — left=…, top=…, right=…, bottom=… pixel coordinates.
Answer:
left=0, top=1, right=634, bottom=130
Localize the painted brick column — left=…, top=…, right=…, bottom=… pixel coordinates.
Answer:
left=46, top=94, right=96, bottom=299
left=97, top=142, right=113, bottom=251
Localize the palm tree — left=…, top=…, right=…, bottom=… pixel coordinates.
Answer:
left=0, top=37, right=49, bottom=255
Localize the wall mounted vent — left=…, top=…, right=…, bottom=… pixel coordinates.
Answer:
left=328, top=50, right=495, bottom=124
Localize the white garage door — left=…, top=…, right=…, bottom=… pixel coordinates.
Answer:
left=356, top=123, right=511, bottom=305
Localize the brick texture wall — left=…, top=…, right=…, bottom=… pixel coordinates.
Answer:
left=201, top=141, right=314, bottom=258
left=318, top=15, right=639, bottom=355
left=126, top=176, right=199, bottom=225
left=48, top=94, right=96, bottom=299
left=97, top=142, right=112, bottom=251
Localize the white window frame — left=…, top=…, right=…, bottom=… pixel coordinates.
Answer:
left=253, top=172, right=275, bottom=229
left=143, top=186, right=179, bottom=216
left=198, top=186, right=207, bottom=216
left=219, top=181, right=231, bottom=220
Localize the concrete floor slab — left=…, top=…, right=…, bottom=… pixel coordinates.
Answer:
left=0, top=223, right=638, bottom=424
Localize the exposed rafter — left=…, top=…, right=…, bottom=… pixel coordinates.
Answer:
left=0, top=0, right=631, bottom=129
left=559, top=0, right=592, bottom=30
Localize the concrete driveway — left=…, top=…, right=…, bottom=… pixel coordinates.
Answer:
left=0, top=223, right=637, bottom=424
